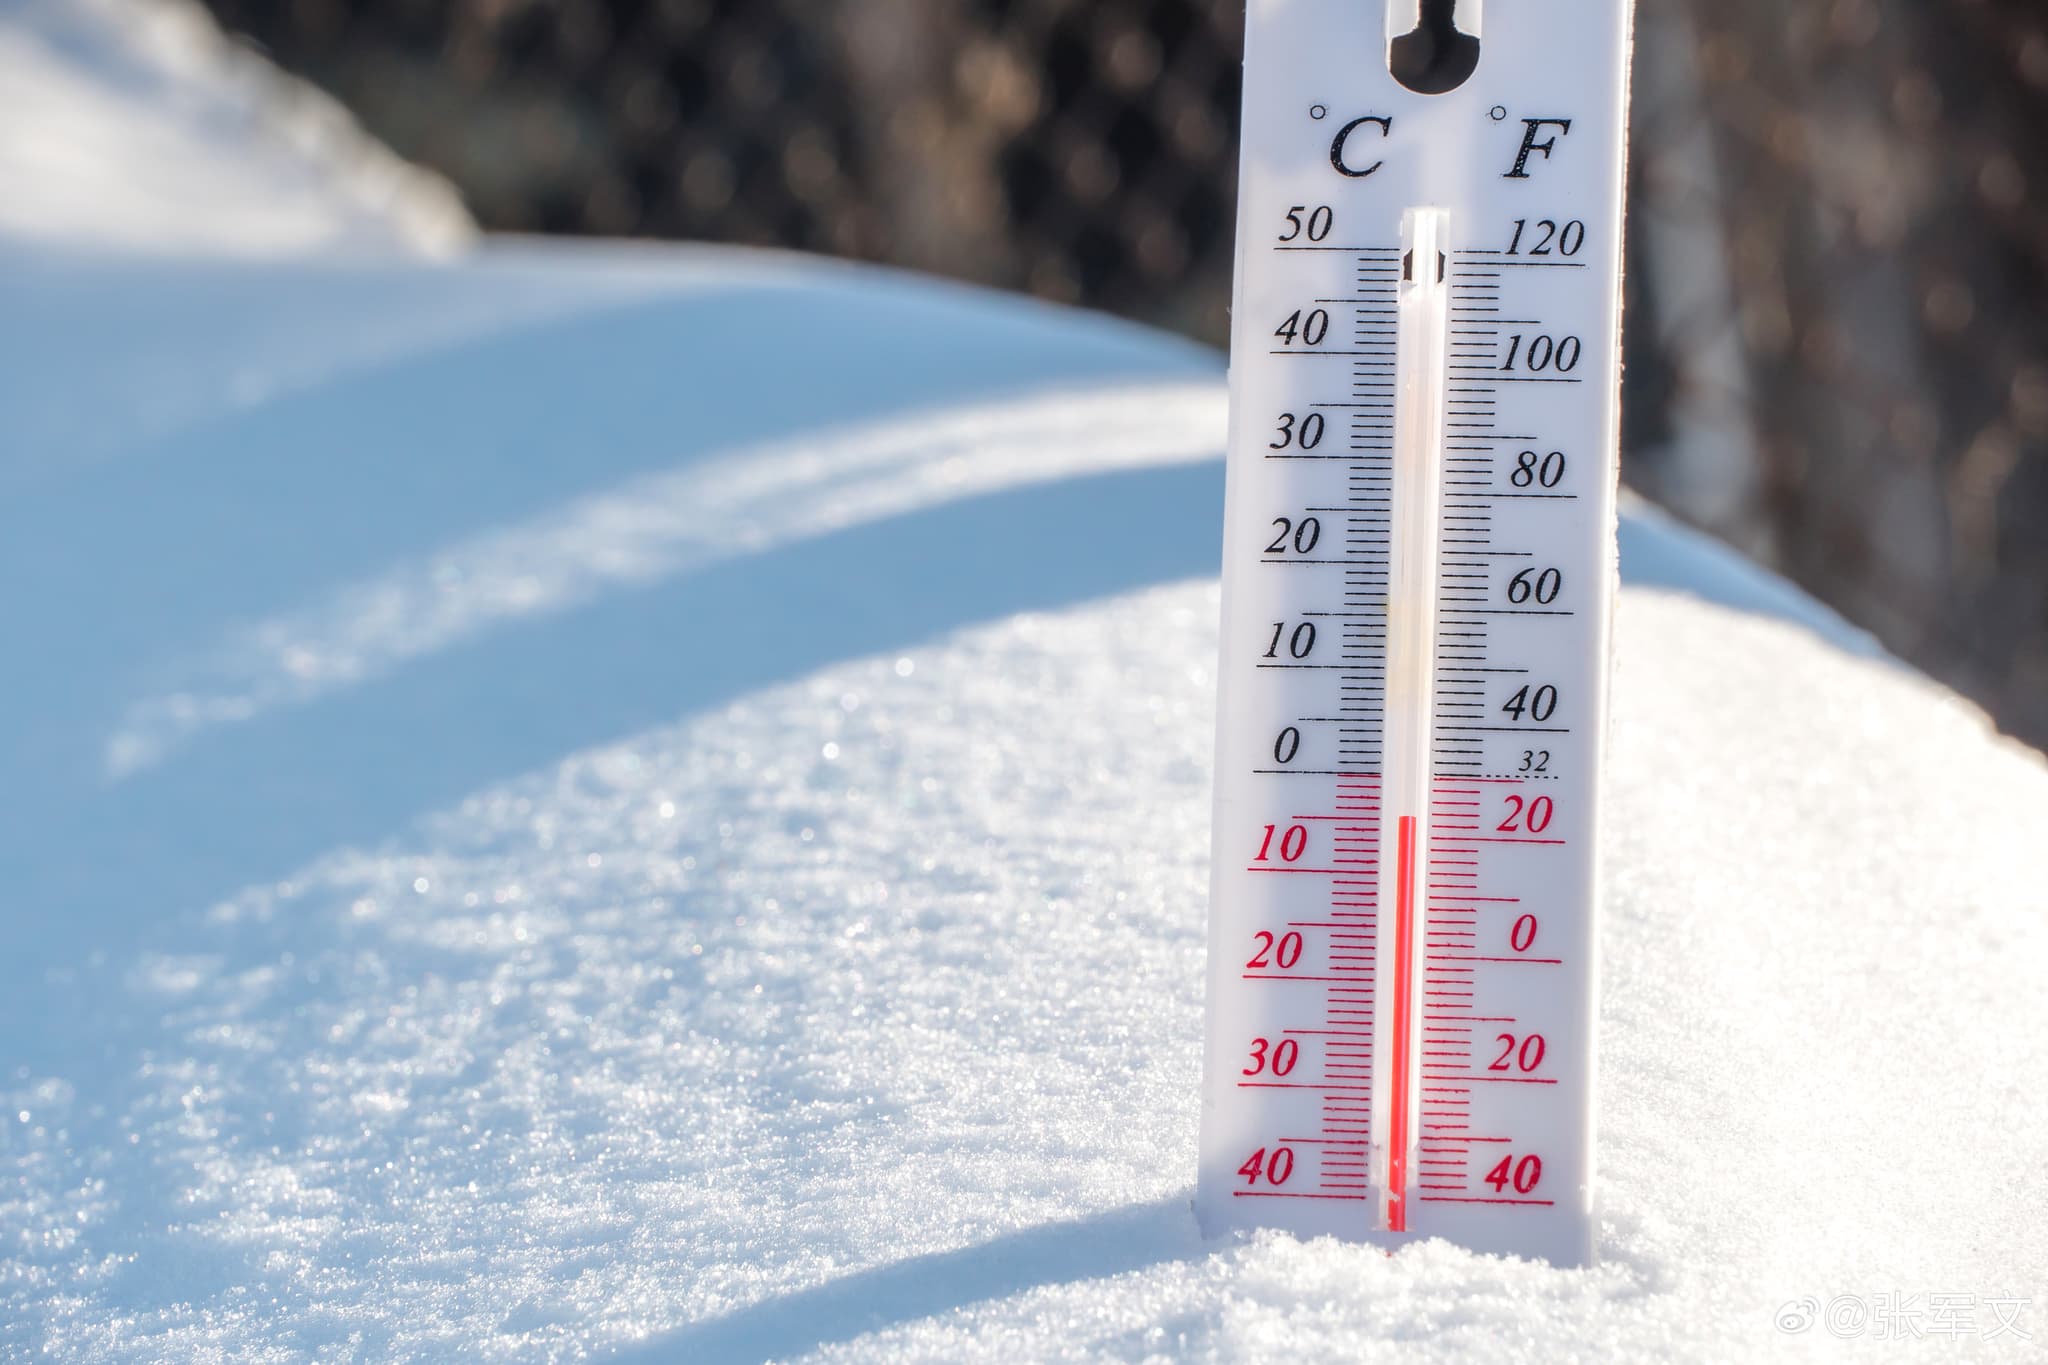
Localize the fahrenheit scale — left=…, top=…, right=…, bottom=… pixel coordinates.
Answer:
left=1198, top=0, right=1632, bottom=1265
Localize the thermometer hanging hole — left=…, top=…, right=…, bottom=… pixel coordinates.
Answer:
left=1388, top=0, right=1482, bottom=95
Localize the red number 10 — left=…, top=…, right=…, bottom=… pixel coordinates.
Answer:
left=1255, top=824, right=1309, bottom=862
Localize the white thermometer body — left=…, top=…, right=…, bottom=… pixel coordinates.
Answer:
left=1198, top=0, right=1632, bottom=1265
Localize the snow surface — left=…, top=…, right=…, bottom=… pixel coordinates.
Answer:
left=2, top=238, right=2043, bottom=1363
left=0, top=0, right=471, bottom=256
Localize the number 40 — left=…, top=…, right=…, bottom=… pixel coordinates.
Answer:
left=1484, top=1153, right=1543, bottom=1194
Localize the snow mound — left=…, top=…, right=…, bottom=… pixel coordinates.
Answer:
left=2, top=245, right=2042, bottom=1361
left=0, top=0, right=472, bottom=256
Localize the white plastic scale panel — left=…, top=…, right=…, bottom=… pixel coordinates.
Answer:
left=1198, top=0, right=1632, bottom=1265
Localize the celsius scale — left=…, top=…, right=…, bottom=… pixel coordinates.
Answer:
left=1198, top=0, right=1632, bottom=1265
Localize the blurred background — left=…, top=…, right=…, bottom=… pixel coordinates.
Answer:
left=194, top=0, right=2047, bottom=750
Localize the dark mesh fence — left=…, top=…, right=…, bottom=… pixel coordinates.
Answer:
left=201, top=0, right=1250, bottom=338
left=201, top=0, right=2048, bottom=750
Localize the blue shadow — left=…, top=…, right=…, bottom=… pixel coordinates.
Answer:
left=0, top=251, right=1222, bottom=1075
left=0, top=460, right=1225, bottom=1072
left=602, top=1196, right=1206, bottom=1364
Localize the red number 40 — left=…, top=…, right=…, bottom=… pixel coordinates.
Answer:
left=1237, top=1146, right=1296, bottom=1186
left=1485, top=1153, right=1543, bottom=1194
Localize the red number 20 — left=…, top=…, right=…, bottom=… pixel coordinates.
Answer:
left=1497, top=795, right=1554, bottom=833
left=1245, top=931, right=1304, bottom=970
left=1489, top=1032, right=1547, bottom=1072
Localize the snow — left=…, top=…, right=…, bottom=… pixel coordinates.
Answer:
left=0, top=0, right=471, bottom=256
left=4, top=8, right=2045, bottom=1361
left=98, top=377, right=1230, bottom=778
left=4, top=239, right=2043, bottom=1361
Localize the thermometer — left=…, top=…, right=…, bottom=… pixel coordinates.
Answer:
left=1197, top=0, right=1632, bottom=1265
